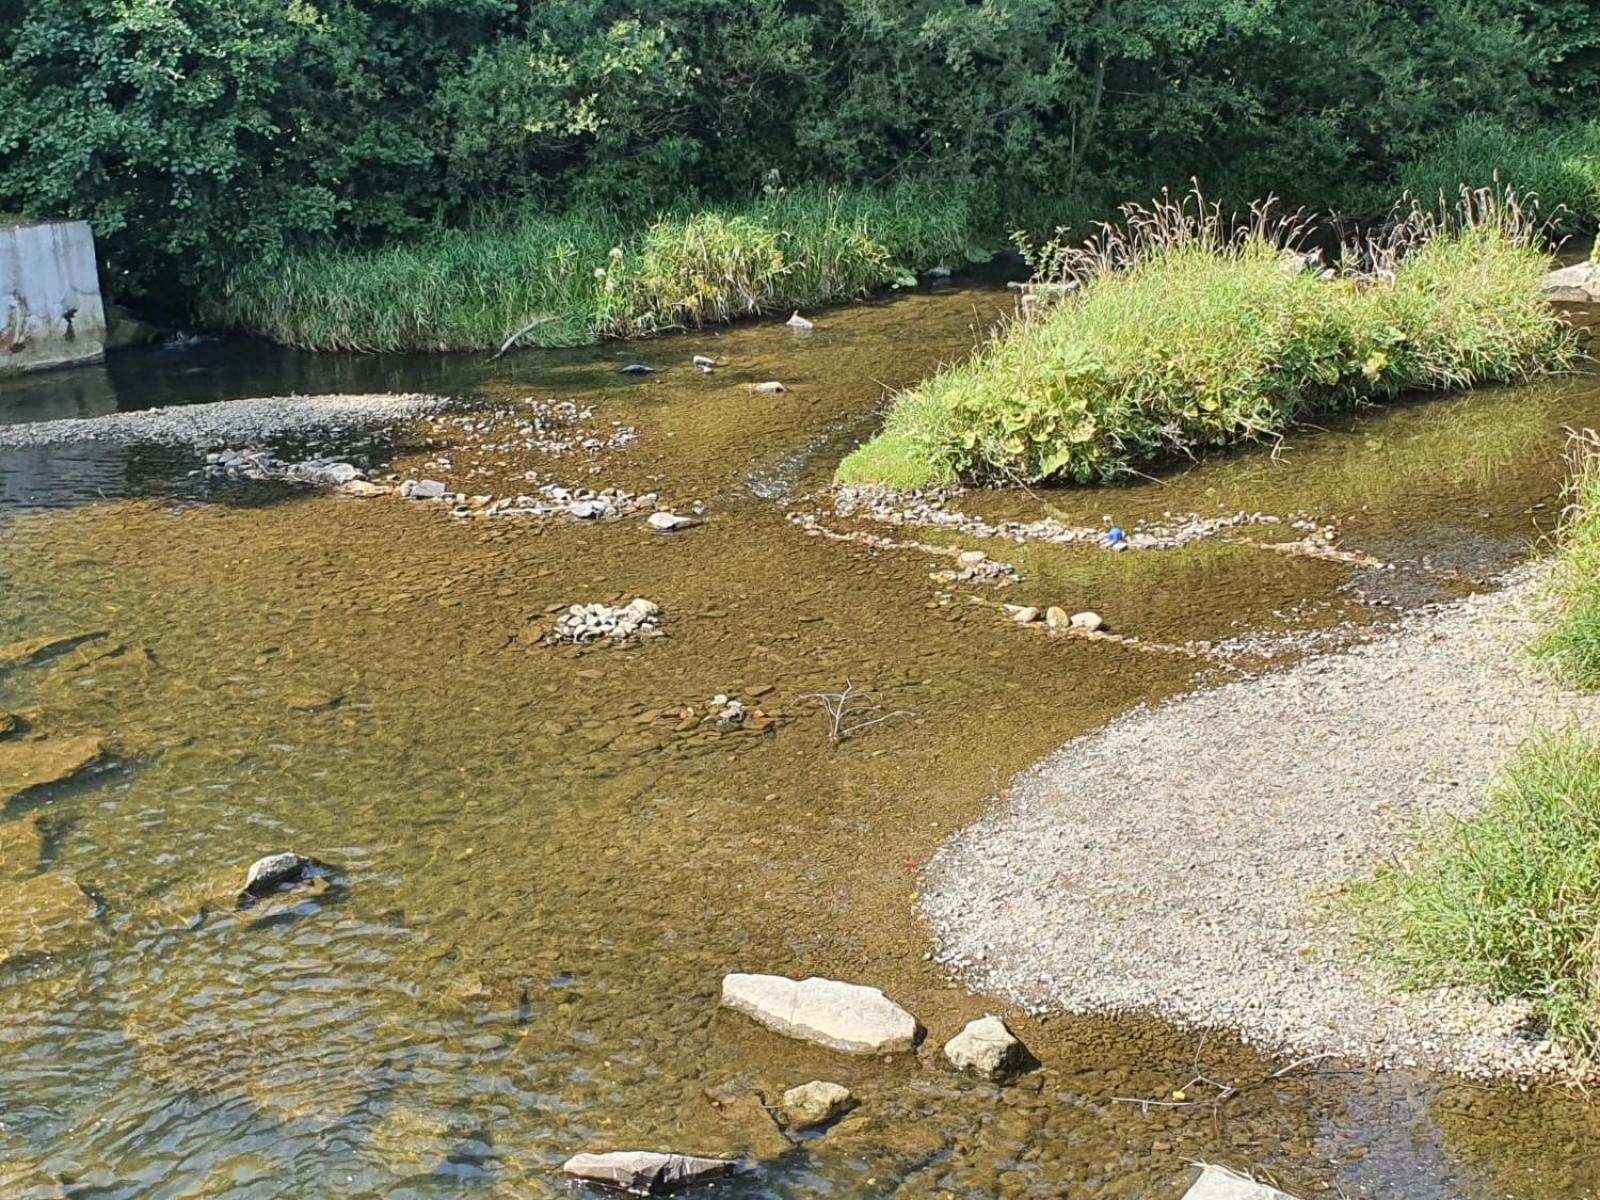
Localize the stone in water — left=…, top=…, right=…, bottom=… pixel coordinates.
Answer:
left=1070, top=610, right=1105, bottom=632
left=943, top=1015, right=1029, bottom=1080
left=720, top=973, right=921, bottom=1053
left=781, top=1080, right=854, bottom=1128
left=647, top=512, right=697, bottom=532
left=750, top=381, right=786, bottom=394
left=243, top=852, right=309, bottom=897
left=562, top=1150, right=735, bottom=1195
left=786, top=311, right=814, bottom=330
left=1182, top=1164, right=1302, bottom=1200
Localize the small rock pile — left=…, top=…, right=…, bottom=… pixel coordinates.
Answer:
left=427, top=399, right=638, bottom=458
left=548, top=598, right=662, bottom=645
left=933, top=549, right=1018, bottom=585
left=202, top=449, right=368, bottom=488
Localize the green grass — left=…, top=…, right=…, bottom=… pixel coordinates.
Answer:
left=1533, top=431, right=1600, bottom=687
left=1396, top=117, right=1600, bottom=235
left=838, top=189, right=1573, bottom=490
left=1350, top=731, right=1600, bottom=1057
left=203, top=183, right=977, bottom=352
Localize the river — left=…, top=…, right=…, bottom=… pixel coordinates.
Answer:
left=1, top=276, right=1597, bottom=1198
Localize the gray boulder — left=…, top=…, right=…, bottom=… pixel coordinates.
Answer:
left=943, top=1015, right=1028, bottom=1080
left=720, top=973, right=921, bottom=1053
left=243, top=852, right=309, bottom=897
left=400, top=479, right=447, bottom=500
left=562, top=1151, right=735, bottom=1195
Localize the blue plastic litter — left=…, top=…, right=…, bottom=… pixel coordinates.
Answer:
left=1106, top=526, right=1126, bottom=543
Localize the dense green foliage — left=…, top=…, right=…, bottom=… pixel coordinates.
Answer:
left=208, top=184, right=974, bottom=351
left=1398, top=119, right=1600, bottom=231
left=837, top=193, right=1572, bottom=489
left=1352, top=731, right=1600, bottom=1057
left=3, top=0, right=1598, bottom=303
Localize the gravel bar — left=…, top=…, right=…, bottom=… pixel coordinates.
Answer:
left=923, top=571, right=1600, bottom=1079
left=0, top=393, right=449, bottom=449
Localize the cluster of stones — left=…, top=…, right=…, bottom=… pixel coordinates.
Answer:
left=201, top=449, right=368, bottom=488
left=827, top=484, right=1308, bottom=553
left=933, top=549, right=1019, bottom=586
left=548, top=599, right=662, bottom=645
left=428, top=399, right=638, bottom=457
left=705, top=695, right=745, bottom=732
left=563, top=971, right=1039, bottom=1196
left=1005, top=604, right=1106, bottom=633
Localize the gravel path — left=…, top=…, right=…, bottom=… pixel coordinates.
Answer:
left=0, top=393, right=449, bottom=449
left=923, top=571, right=1600, bottom=1079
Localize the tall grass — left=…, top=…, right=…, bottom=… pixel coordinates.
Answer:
left=837, top=186, right=1573, bottom=490
left=205, top=183, right=976, bottom=352
left=1396, top=117, right=1600, bottom=234
left=1350, top=731, right=1600, bottom=1058
left=1532, top=430, right=1600, bottom=687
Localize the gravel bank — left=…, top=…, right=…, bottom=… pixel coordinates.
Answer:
left=923, top=571, right=1600, bottom=1079
left=0, top=393, right=449, bottom=449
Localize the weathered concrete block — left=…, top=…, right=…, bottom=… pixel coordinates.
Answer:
left=1, top=220, right=106, bottom=376
left=1182, top=1164, right=1302, bottom=1200
left=721, top=973, right=921, bottom=1053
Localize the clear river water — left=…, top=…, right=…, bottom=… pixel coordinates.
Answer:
left=1, top=276, right=1598, bottom=1198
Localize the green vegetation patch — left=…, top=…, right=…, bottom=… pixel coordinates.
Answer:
left=1397, top=118, right=1600, bottom=234
left=1350, top=731, right=1600, bottom=1058
left=1534, top=433, right=1600, bottom=687
left=838, top=190, right=1573, bottom=490
left=205, top=184, right=975, bottom=353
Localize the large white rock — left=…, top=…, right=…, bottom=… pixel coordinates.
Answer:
left=943, top=1015, right=1028, bottom=1079
left=1183, top=1164, right=1302, bottom=1200
left=720, top=973, right=921, bottom=1053
left=562, top=1151, right=735, bottom=1195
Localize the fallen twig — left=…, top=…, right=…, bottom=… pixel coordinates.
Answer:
left=797, top=680, right=913, bottom=745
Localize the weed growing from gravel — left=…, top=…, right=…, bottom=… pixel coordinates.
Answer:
left=1350, top=731, right=1600, bottom=1058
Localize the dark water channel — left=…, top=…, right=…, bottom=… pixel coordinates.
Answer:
left=1, top=279, right=1599, bottom=1198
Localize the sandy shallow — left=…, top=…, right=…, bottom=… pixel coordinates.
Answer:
left=923, top=570, right=1600, bottom=1079
left=0, top=393, right=448, bottom=448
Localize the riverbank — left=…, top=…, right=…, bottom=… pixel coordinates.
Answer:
left=922, top=567, right=1600, bottom=1080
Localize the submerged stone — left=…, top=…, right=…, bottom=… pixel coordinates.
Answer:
left=943, top=1015, right=1029, bottom=1080
left=647, top=512, right=698, bottom=532
left=781, top=1080, right=855, bottom=1128
left=749, top=381, right=786, bottom=394
left=1070, top=610, right=1106, bottom=632
left=0, top=631, right=108, bottom=670
left=0, top=736, right=104, bottom=806
left=1182, top=1164, right=1302, bottom=1200
left=0, top=711, right=18, bottom=737
left=0, top=872, right=98, bottom=965
left=720, top=973, right=921, bottom=1053
left=243, top=852, right=311, bottom=897
left=0, top=811, right=46, bottom=882
left=0, top=1157, right=67, bottom=1199
left=562, top=1151, right=736, bottom=1195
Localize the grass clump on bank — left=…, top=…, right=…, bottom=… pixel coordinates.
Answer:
left=1396, top=118, right=1600, bottom=234
left=205, top=184, right=976, bottom=352
left=837, top=188, right=1573, bottom=491
left=1534, top=431, right=1600, bottom=687
left=1350, top=731, right=1600, bottom=1058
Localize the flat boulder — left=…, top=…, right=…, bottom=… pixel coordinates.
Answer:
left=1183, top=1164, right=1302, bottom=1200
left=562, top=1151, right=736, bottom=1195
left=0, top=631, right=107, bottom=670
left=0, top=872, right=98, bottom=965
left=1542, top=263, right=1600, bottom=303
left=720, top=973, right=921, bottom=1054
left=0, top=811, right=46, bottom=882
left=943, top=1015, right=1029, bottom=1080
left=0, top=736, right=103, bottom=805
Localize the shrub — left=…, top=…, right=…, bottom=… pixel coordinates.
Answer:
left=837, top=187, right=1574, bottom=489
left=1350, top=731, right=1600, bottom=1058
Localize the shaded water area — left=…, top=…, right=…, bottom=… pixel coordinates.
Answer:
left=2, top=278, right=1599, bottom=1199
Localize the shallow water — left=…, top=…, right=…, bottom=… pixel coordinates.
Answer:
left=2, top=283, right=1599, bottom=1199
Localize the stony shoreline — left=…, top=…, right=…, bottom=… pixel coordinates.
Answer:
left=0, top=392, right=449, bottom=449
left=922, top=568, right=1600, bottom=1080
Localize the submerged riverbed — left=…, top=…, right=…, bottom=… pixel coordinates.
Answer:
left=2, top=279, right=1599, bottom=1199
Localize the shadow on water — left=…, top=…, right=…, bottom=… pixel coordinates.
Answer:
left=1, top=280, right=1598, bottom=1198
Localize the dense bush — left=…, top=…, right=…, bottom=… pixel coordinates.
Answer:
left=2, top=0, right=1595, bottom=303
left=836, top=190, right=1573, bottom=489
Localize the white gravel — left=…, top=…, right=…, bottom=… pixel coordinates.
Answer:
left=923, top=570, right=1600, bottom=1079
left=0, top=393, right=448, bottom=449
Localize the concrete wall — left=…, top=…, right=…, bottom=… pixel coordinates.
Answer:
left=0, top=220, right=107, bottom=377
